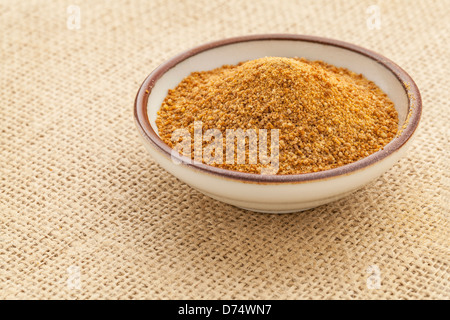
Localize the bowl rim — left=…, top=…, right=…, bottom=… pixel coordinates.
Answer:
left=134, top=34, right=422, bottom=183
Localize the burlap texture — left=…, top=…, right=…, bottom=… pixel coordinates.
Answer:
left=0, top=0, right=448, bottom=300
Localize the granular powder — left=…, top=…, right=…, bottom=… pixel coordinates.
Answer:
left=156, top=57, right=398, bottom=174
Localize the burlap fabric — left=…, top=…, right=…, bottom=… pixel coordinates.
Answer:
left=1, top=0, right=448, bottom=300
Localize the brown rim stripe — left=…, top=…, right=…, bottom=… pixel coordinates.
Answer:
left=134, top=34, right=422, bottom=183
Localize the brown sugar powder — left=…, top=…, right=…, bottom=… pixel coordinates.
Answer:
left=155, top=57, right=398, bottom=175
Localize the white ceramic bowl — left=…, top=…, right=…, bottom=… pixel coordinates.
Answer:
left=134, top=34, right=421, bottom=213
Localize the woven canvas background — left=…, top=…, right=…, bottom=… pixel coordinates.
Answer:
left=1, top=0, right=449, bottom=300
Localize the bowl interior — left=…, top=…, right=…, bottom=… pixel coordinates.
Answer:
left=147, top=39, right=410, bottom=136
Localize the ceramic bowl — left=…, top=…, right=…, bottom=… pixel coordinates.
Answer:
left=134, top=34, right=421, bottom=213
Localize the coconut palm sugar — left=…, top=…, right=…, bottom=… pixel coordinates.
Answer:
left=156, top=57, right=398, bottom=175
